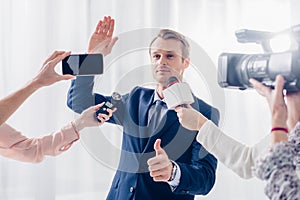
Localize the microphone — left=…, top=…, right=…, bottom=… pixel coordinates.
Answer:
left=95, top=92, right=122, bottom=121
left=162, top=76, right=194, bottom=109
left=165, top=76, right=186, bottom=108
left=166, top=76, right=180, bottom=88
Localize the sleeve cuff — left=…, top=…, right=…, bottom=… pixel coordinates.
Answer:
left=59, top=123, right=80, bottom=151
left=167, top=161, right=181, bottom=191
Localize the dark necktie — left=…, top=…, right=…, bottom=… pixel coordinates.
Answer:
left=149, top=100, right=167, bottom=130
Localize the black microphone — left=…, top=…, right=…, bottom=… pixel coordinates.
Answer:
left=163, top=76, right=194, bottom=109
left=95, top=92, right=121, bottom=121
left=166, top=76, right=180, bottom=88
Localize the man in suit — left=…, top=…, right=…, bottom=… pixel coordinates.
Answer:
left=67, top=16, right=219, bottom=200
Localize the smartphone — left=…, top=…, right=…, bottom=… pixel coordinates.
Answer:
left=62, top=53, right=103, bottom=76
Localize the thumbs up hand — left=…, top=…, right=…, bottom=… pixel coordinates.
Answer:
left=147, top=139, right=173, bottom=182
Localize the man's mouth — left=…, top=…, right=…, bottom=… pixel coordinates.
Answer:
left=156, top=68, right=171, bottom=73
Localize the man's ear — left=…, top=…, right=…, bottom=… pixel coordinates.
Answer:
left=183, top=57, right=190, bottom=69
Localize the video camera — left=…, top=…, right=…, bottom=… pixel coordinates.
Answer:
left=218, top=24, right=300, bottom=92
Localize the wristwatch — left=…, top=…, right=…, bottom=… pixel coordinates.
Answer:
left=168, top=162, right=178, bottom=182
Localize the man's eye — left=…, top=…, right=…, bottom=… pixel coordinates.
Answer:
left=167, top=54, right=174, bottom=58
left=153, top=54, right=161, bottom=59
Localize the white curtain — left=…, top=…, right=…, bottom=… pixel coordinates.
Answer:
left=0, top=0, right=299, bottom=199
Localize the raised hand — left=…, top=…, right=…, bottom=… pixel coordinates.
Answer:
left=87, top=16, right=118, bottom=55
left=147, top=139, right=173, bottom=182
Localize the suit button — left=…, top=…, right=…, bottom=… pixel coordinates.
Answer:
left=182, top=190, right=190, bottom=194
left=130, top=187, right=134, bottom=193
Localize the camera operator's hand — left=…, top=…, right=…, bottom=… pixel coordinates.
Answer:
left=286, top=91, right=300, bottom=130
left=175, top=104, right=208, bottom=131
left=250, top=75, right=287, bottom=129
left=250, top=75, right=288, bottom=145
left=87, top=16, right=118, bottom=55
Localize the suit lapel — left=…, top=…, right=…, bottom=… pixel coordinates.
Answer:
left=138, top=91, right=154, bottom=127
left=136, top=90, right=154, bottom=149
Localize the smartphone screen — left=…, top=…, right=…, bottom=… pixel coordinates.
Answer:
left=62, top=53, right=103, bottom=76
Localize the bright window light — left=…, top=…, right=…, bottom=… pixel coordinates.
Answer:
left=269, top=34, right=292, bottom=52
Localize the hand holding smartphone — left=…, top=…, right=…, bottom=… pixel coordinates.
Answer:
left=62, top=53, right=103, bottom=76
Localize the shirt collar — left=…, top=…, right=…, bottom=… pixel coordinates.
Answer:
left=153, top=90, right=165, bottom=104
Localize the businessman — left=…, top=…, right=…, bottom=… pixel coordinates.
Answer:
left=67, top=16, right=219, bottom=200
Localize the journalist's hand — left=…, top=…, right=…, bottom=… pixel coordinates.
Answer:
left=175, top=104, right=207, bottom=131
left=32, top=51, right=74, bottom=88
left=74, top=102, right=116, bottom=131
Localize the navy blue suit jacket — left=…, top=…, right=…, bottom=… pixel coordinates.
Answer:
left=67, top=76, right=219, bottom=200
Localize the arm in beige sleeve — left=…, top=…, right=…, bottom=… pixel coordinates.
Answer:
left=0, top=123, right=79, bottom=163
left=0, top=51, right=73, bottom=126
left=0, top=82, right=41, bottom=126
left=197, top=120, right=271, bottom=179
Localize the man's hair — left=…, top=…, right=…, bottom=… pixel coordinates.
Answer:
left=149, top=29, right=190, bottom=59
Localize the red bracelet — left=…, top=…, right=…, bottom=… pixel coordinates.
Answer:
left=271, top=127, right=289, bottom=133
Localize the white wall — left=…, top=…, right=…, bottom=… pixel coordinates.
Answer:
left=0, top=0, right=297, bottom=199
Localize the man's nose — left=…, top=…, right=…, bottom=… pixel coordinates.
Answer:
left=158, top=56, right=167, bottom=65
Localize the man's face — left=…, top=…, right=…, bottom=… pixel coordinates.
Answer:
left=150, top=38, right=189, bottom=86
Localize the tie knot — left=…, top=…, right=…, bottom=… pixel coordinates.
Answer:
left=155, top=100, right=166, bottom=107
left=149, top=100, right=167, bottom=130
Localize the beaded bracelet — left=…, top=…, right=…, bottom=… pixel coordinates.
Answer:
left=71, top=121, right=80, bottom=139
left=271, top=127, right=289, bottom=133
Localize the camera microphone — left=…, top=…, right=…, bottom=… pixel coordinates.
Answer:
left=163, top=76, right=194, bottom=109
left=235, top=29, right=273, bottom=44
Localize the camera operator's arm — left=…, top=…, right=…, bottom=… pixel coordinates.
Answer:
left=286, top=91, right=300, bottom=130
left=250, top=75, right=288, bottom=144
left=0, top=51, right=74, bottom=126
left=175, top=105, right=271, bottom=179
left=252, top=76, right=300, bottom=199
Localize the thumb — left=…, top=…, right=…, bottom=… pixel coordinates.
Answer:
left=94, top=102, right=105, bottom=111
left=108, top=37, right=118, bottom=48
left=60, top=74, right=75, bottom=81
left=186, top=104, right=192, bottom=109
left=154, top=139, right=164, bottom=156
